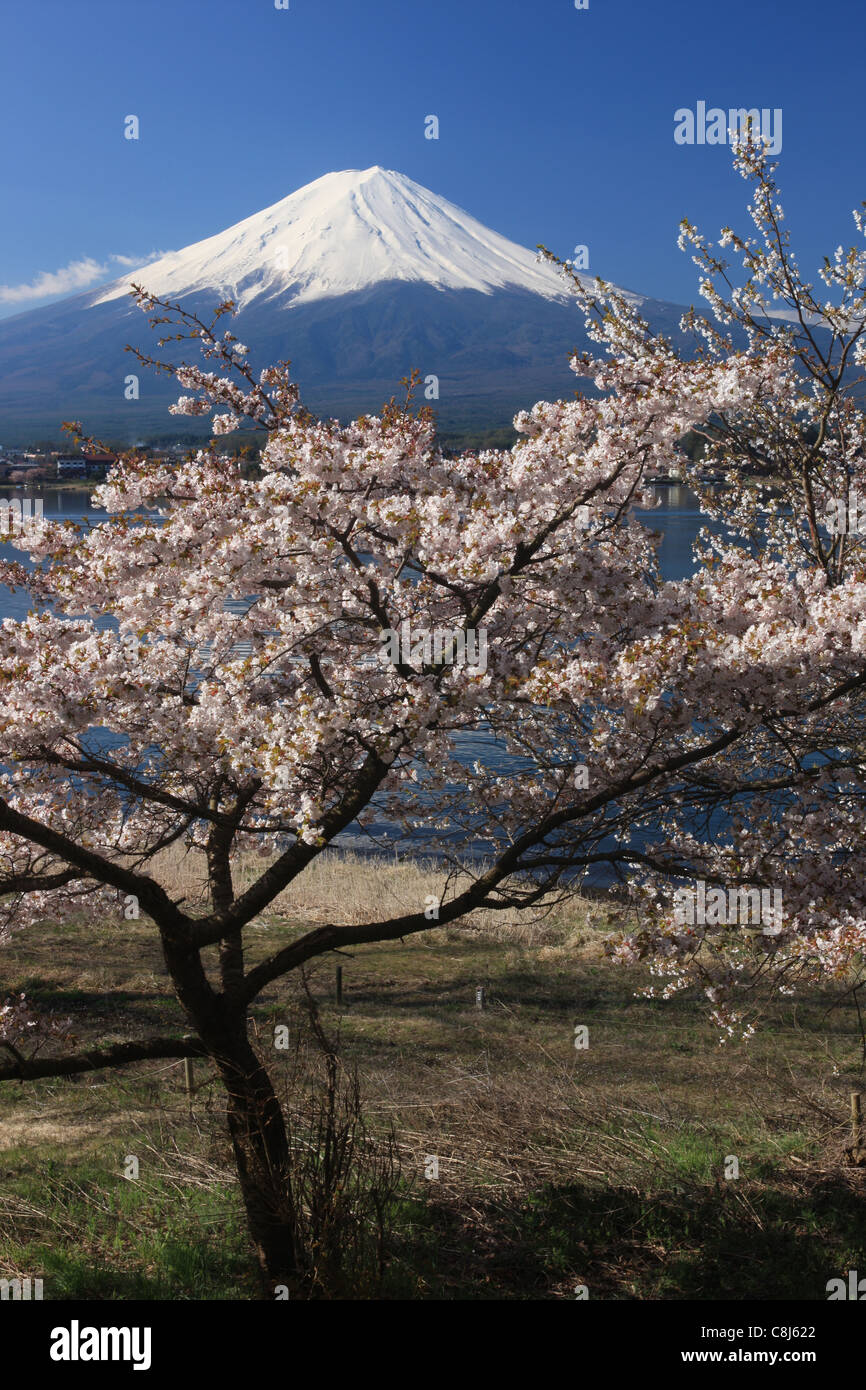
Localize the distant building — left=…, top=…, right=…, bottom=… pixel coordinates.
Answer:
left=56, top=456, right=87, bottom=478
left=56, top=452, right=116, bottom=479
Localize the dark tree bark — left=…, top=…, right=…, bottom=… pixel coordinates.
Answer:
left=214, top=1029, right=297, bottom=1287
left=160, top=934, right=297, bottom=1290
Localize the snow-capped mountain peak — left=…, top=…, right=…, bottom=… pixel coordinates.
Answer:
left=92, top=166, right=578, bottom=310
left=0, top=166, right=677, bottom=443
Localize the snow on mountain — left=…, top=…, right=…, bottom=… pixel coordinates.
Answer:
left=92, top=166, right=585, bottom=310
left=2, top=166, right=844, bottom=447
left=0, top=166, right=674, bottom=442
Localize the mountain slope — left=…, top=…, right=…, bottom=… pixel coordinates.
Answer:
left=92, top=166, right=582, bottom=309
left=0, top=167, right=681, bottom=444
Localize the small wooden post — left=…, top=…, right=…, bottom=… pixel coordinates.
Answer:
left=851, top=1091, right=862, bottom=1149
left=183, top=1056, right=195, bottom=1098
left=335, top=966, right=343, bottom=1005
left=475, top=985, right=486, bottom=1010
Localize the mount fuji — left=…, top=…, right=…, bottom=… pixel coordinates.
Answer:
left=0, top=167, right=687, bottom=444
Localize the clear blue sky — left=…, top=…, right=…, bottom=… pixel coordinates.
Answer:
left=0, top=0, right=863, bottom=318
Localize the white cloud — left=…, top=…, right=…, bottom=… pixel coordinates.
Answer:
left=110, top=253, right=163, bottom=269
left=0, top=251, right=167, bottom=305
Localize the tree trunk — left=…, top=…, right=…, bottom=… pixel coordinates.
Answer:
left=213, top=1030, right=298, bottom=1290
left=160, top=936, right=299, bottom=1291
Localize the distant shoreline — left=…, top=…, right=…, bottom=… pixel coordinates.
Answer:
left=0, top=479, right=96, bottom=490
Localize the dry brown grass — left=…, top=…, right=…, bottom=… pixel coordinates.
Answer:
left=149, top=842, right=602, bottom=946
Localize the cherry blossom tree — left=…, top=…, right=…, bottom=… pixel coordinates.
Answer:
left=0, top=133, right=864, bottom=1285
left=549, top=132, right=866, bottom=1035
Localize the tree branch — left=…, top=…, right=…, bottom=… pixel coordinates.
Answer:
left=0, top=1034, right=207, bottom=1082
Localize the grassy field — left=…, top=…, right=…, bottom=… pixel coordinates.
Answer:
left=0, top=851, right=864, bottom=1300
